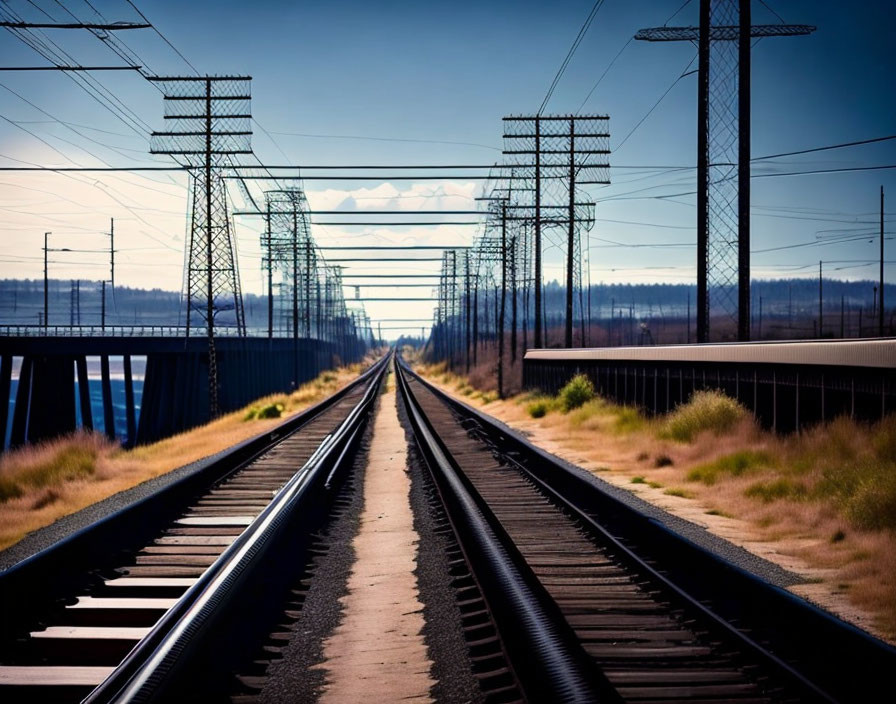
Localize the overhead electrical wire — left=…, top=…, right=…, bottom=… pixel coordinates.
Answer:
left=539, top=0, right=607, bottom=114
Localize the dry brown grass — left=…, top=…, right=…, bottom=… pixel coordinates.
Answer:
left=0, top=355, right=379, bottom=553
left=415, top=361, right=896, bottom=644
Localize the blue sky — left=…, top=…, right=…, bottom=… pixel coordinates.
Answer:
left=0, top=0, right=893, bottom=333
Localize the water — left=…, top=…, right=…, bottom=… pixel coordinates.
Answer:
left=5, top=378, right=143, bottom=449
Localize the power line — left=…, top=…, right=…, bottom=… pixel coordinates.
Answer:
left=125, top=0, right=200, bottom=75
left=753, top=164, right=896, bottom=178
left=539, top=0, right=606, bottom=114
left=615, top=52, right=698, bottom=153
left=753, top=135, right=896, bottom=161
left=268, top=130, right=500, bottom=152
left=577, top=36, right=632, bottom=114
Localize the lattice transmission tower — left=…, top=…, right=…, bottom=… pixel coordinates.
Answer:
left=150, top=76, right=252, bottom=416
left=262, top=189, right=316, bottom=338
left=636, top=0, right=814, bottom=341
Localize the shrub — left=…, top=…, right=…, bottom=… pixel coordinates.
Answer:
left=654, top=454, right=674, bottom=468
left=256, top=402, right=285, bottom=419
left=630, top=476, right=646, bottom=484
left=558, top=374, right=594, bottom=412
left=660, top=390, right=746, bottom=442
left=245, top=402, right=285, bottom=420
left=528, top=400, right=549, bottom=418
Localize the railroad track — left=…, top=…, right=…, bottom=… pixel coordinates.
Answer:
left=395, top=356, right=896, bottom=703
left=0, top=354, right=389, bottom=703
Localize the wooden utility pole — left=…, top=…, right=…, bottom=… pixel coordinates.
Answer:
left=109, top=217, right=115, bottom=291
left=881, top=185, right=885, bottom=337
left=43, top=231, right=50, bottom=329
left=510, top=234, right=518, bottom=362
left=566, top=117, right=575, bottom=348
left=465, top=252, right=471, bottom=373
left=305, top=237, right=313, bottom=337
left=534, top=115, right=542, bottom=348
left=266, top=201, right=273, bottom=338
left=499, top=203, right=507, bottom=398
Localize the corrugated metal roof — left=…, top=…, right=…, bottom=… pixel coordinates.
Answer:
left=524, top=338, right=896, bottom=369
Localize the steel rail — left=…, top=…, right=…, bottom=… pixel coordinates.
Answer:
left=0, top=356, right=389, bottom=645
left=403, top=360, right=896, bottom=704
left=84, top=353, right=389, bottom=703
left=395, top=357, right=611, bottom=704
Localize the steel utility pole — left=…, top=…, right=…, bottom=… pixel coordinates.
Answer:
left=819, top=260, right=823, bottom=337
left=636, top=0, right=814, bottom=342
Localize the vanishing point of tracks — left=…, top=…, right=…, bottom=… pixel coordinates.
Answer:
left=1, top=351, right=894, bottom=703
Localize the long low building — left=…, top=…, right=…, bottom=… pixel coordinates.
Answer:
left=523, top=338, right=896, bottom=433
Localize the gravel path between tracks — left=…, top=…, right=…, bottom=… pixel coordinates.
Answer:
left=257, top=372, right=483, bottom=703
left=253, top=406, right=372, bottom=703
left=0, top=445, right=237, bottom=571
left=312, top=381, right=435, bottom=702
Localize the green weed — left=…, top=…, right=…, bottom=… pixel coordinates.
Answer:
left=687, top=450, right=771, bottom=485
left=614, top=406, right=646, bottom=434
left=744, top=478, right=807, bottom=503
left=664, top=487, right=694, bottom=499
left=660, top=390, right=746, bottom=442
